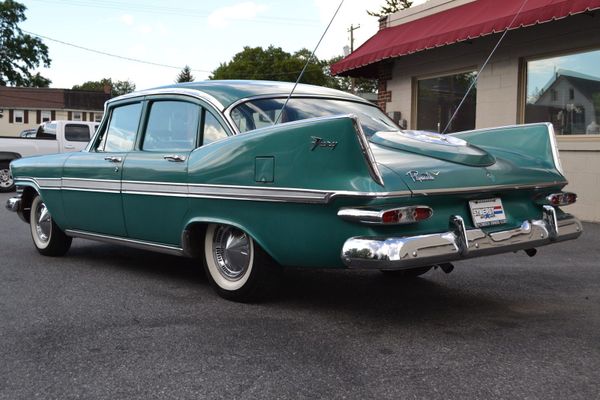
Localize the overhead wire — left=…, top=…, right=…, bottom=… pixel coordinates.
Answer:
left=442, top=0, right=530, bottom=133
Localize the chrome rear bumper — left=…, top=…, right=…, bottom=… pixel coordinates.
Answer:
left=341, top=209, right=583, bottom=270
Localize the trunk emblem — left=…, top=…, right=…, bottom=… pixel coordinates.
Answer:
left=407, top=170, right=439, bottom=182
left=311, top=136, right=338, bottom=151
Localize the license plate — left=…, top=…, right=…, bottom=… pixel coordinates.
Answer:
left=469, top=197, right=507, bottom=227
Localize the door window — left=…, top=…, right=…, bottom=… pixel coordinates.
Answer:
left=97, top=103, right=142, bottom=152
left=142, top=101, right=199, bottom=151
left=203, top=111, right=228, bottom=145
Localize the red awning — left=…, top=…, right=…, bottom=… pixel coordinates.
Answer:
left=332, top=0, right=600, bottom=76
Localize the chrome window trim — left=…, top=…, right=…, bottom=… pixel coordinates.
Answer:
left=223, top=94, right=376, bottom=134
left=65, top=229, right=184, bottom=257
left=349, top=115, right=385, bottom=186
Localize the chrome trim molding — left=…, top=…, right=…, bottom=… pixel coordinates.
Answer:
left=410, top=181, right=567, bottom=196
left=349, top=115, right=385, bottom=187
left=342, top=211, right=583, bottom=270
left=65, top=229, right=184, bottom=257
left=337, top=205, right=432, bottom=225
left=14, top=176, right=566, bottom=204
left=546, top=122, right=565, bottom=176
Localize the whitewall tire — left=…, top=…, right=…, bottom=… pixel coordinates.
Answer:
left=30, top=194, right=72, bottom=256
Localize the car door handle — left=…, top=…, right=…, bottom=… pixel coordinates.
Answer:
left=64, top=145, right=75, bottom=149
left=163, top=155, right=186, bottom=162
left=104, top=156, right=123, bottom=163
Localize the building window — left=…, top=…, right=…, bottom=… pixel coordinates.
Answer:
left=416, top=71, right=477, bottom=133
left=14, top=110, right=24, bottom=124
left=94, top=113, right=103, bottom=122
left=41, top=110, right=51, bottom=122
left=73, top=112, right=82, bottom=121
left=525, top=48, right=600, bottom=135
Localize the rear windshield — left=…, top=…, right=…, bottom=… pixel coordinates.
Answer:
left=229, top=98, right=399, bottom=136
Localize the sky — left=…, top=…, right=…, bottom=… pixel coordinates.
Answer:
left=18, top=0, right=426, bottom=91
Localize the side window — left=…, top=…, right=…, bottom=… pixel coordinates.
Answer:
left=36, top=123, right=57, bottom=140
left=97, top=103, right=142, bottom=152
left=64, top=124, right=91, bottom=142
left=142, top=101, right=199, bottom=151
left=203, top=111, right=228, bottom=145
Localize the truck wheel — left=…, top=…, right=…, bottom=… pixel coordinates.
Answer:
left=30, top=194, right=72, bottom=256
left=0, top=162, right=15, bottom=192
left=204, top=223, right=278, bottom=302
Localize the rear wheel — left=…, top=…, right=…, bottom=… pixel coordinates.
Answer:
left=203, top=223, right=277, bottom=302
left=0, top=162, right=15, bottom=192
left=380, top=266, right=432, bottom=278
left=30, top=194, right=72, bottom=256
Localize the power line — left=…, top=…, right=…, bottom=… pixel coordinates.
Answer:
left=23, top=30, right=213, bottom=73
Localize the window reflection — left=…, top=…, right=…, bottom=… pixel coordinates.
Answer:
left=417, top=71, right=477, bottom=133
left=526, top=49, right=600, bottom=135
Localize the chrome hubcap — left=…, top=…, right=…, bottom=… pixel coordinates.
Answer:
left=0, top=168, right=12, bottom=188
left=34, top=201, right=52, bottom=243
left=212, top=226, right=251, bottom=281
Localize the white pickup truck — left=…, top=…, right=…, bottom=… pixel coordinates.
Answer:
left=0, top=121, right=98, bottom=192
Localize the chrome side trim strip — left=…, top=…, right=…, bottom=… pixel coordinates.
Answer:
left=15, top=176, right=566, bottom=203
left=65, top=229, right=184, bottom=257
left=350, top=115, right=385, bottom=187
left=410, top=181, right=567, bottom=196
left=342, top=212, right=583, bottom=270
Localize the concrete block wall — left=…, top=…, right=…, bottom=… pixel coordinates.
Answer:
left=382, top=13, right=600, bottom=221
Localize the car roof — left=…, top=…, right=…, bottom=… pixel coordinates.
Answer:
left=110, top=80, right=369, bottom=110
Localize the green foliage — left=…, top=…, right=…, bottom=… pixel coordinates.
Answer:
left=0, top=0, right=51, bottom=87
left=176, top=65, right=194, bottom=83
left=210, top=45, right=329, bottom=86
left=72, top=78, right=136, bottom=97
left=325, top=55, right=377, bottom=94
left=367, top=0, right=413, bottom=17
left=210, top=46, right=376, bottom=94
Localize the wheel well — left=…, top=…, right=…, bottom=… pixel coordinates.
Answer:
left=19, top=187, right=37, bottom=223
left=181, top=222, right=208, bottom=258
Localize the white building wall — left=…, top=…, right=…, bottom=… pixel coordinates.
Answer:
left=383, top=12, right=600, bottom=221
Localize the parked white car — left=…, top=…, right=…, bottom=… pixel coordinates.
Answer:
left=0, top=121, right=98, bottom=192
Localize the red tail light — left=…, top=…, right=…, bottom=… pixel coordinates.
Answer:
left=546, top=192, right=577, bottom=207
left=338, top=206, right=433, bottom=225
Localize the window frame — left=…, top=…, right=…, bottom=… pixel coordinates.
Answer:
left=518, top=45, right=600, bottom=140
left=410, top=66, right=478, bottom=132
left=14, top=110, right=24, bottom=124
left=92, top=100, right=144, bottom=153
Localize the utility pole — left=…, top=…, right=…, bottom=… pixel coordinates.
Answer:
left=348, top=24, right=360, bottom=93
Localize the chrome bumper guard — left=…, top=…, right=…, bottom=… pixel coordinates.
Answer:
left=5, top=195, right=22, bottom=213
left=341, top=209, right=583, bottom=270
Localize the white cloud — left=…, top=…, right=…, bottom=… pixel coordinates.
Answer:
left=119, top=14, right=134, bottom=26
left=208, top=2, right=268, bottom=29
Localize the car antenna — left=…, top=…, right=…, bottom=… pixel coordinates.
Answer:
left=442, top=0, right=529, bottom=134
left=273, top=0, right=345, bottom=125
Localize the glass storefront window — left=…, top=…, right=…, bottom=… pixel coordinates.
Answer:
left=525, top=49, right=600, bottom=135
left=416, top=71, right=477, bottom=134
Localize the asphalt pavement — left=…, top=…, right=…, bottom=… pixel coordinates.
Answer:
left=0, top=191, right=599, bottom=400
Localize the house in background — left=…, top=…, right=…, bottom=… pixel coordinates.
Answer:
left=332, top=0, right=600, bottom=221
left=0, top=87, right=110, bottom=137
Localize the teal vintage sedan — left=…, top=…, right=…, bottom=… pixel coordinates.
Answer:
left=6, top=80, right=582, bottom=301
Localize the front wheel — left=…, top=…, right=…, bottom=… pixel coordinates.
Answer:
left=203, top=224, right=278, bottom=302
left=0, top=162, right=15, bottom=192
left=30, top=194, right=72, bottom=256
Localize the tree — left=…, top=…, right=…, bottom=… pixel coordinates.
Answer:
left=0, top=0, right=51, bottom=86
left=325, top=55, right=377, bottom=94
left=72, top=78, right=136, bottom=97
left=367, top=0, right=413, bottom=17
left=176, top=65, right=194, bottom=83
left=210, top=45, right=330, bottom=86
